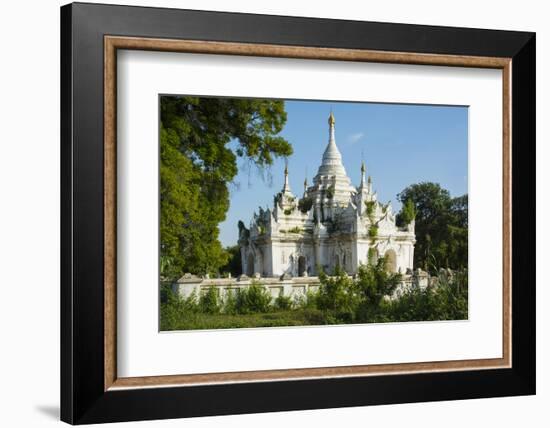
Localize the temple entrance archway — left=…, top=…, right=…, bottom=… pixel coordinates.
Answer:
left=384, top=249, right=397, bottom=273
left=246, top=253, right=255, bottom=276
left=298, top=256, right=306, bottom=277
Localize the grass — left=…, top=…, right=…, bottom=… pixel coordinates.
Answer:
left=161, top=307, right=328, bottom=330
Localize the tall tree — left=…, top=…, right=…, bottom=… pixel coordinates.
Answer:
left=160, top=96, right=291, bottom=279
left=397, top=182, right=468, bottom=272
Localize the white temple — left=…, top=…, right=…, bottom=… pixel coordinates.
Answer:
left=238, top=112, right=415, bottom=278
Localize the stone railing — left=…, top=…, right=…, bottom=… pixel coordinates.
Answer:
left=172, top=274, right=321, bottom=302
left=172, top=268, right=435, bottom=302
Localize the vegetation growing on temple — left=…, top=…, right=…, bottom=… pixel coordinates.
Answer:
left=368, top=224, right=379, bottom=239
left=365, top=200, right=376, bottom=220
left=298, top=196, right=313, bottom=213
left=397, top=198, right=416, bottom=226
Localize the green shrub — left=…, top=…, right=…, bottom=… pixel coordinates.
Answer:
left=160, top=288, right=199, bottom=330
left=199, top=286, right=221, bottom=314
left=295, top=289, right=318, bottom=309
left=386, top=270, right=468, bottom=322
left=317, top=266, right=358, bottom=315
left=236, top=283, right=272, bottom=314
left=275, top=293, right=293, bottom=310
left=160, top=282, right=173, bottom=304
left=355, top=259, right=401, bottom=308
left=223, top=289, right=238, bottom=314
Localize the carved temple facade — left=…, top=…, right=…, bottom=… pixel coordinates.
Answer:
left=238, top=112, right=416, bottom=278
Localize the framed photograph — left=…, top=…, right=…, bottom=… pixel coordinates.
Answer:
left=61, top=2, right=535, bottom=424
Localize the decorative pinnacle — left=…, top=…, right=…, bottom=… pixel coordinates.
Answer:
left=359, top=161, right=367, bottom=188
left=283, top=161, right=291, bottom=193
left=368, top=175, right=372, bottom=184
left=328, top=111, right=336, bottom=126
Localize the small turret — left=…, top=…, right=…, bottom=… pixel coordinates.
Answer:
left=359, top=161, right=366, bottom=188
left=282, top=163, right=292, bottom=195
left=276, top=162, right=296, bottom=215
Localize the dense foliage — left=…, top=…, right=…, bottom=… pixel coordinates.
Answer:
left=160, top=96, right=291, bottom=279
left=219, top=245, right=242, bottom=278
left=386, top=270, right=468, bottom=322
left=160, top=260, right=468, bottom=331
left=397, top=182, right=468, bottom=273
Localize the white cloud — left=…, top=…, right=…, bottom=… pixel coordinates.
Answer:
left=347, top=132, right=365, bottom=144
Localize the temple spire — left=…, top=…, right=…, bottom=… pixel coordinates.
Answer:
left=311, top=111, right=355, bottom=205
left=328, top=110, right=336, bottom=142
left=360, top=161, right=366, bottom=187
left=319, top=111, right=344, bottom=170
left=282, top=162, right=292, bottom=194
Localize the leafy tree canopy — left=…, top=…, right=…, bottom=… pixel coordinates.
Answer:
left=220, top=245, right=242, bottom=278
left=397, top=182, right=468, bottom=272
left=160, top=96, right=291, bottom=279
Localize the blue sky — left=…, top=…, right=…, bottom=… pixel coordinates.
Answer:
left=219, top=99, right=468, bottom=247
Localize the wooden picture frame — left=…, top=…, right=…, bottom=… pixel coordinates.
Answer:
left=61, top=2, right=535, bottom=424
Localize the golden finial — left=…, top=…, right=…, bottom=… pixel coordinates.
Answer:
left=328, top=110, right=335, bottom=126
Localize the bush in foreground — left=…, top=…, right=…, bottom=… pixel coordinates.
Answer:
left=160, top=266, right=468, bottom=330
left=235, top=282, right=272, bottom=314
